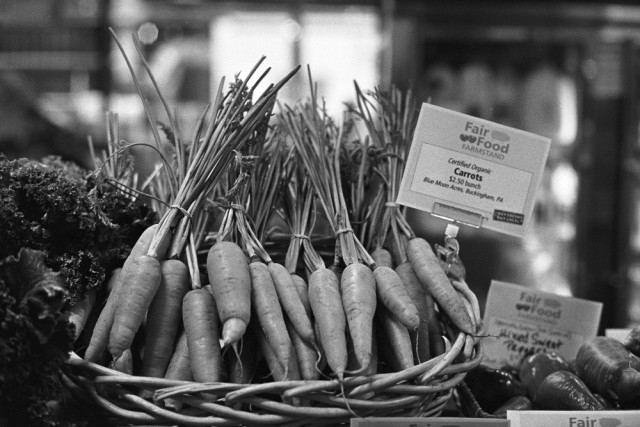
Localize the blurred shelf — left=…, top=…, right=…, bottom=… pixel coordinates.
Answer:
left=0, top=52, right=101, bottom=71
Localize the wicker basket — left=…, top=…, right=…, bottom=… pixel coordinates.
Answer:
left=62, top=326, right=482, bottom=426
left=61, top=243, right=483, bottom=426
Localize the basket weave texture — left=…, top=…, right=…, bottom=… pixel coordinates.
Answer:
left=62, top=295, right=482, bottom=426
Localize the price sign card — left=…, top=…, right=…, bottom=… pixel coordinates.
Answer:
left=397, top=104, right=550, bottom=237
left=605, top=328, right=631, bottom=342
left=482, top=281, right=602, bottom=369
left=351, top=417, right=510, bottom=427
left=508, top=410, right=640, bottom=427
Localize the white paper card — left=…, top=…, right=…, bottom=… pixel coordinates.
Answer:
left=482, top=281, right=602, bottom=369
left=605, top=328, right=631, bottom=342
left=397, top=103, right=550, bottom=237
left=351, top=417, right=510, bottom=427
left=508, top=410, right=640, bottom=427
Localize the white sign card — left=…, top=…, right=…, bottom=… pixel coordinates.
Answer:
left=605, top=328, right=631, bottom=343
left=397, top=103, right=551, bottom=237
left=482, top=281, right=603, bottom=369
left=508, top=410, right=640, bottom=427
left=350, top=417, right=510, bottom=427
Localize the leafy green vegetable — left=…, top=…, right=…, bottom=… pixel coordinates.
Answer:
left=0, top=154, right=157, bottom=306
left=0, top=248, right=75, bottom=426
left=0, top=154, right=157, bottom=425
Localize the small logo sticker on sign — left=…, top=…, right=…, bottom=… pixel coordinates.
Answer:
left=493, top=209, right=524, bottom=225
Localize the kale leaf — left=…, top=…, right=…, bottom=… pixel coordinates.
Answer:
left=0, top=154, right=157, bottom=306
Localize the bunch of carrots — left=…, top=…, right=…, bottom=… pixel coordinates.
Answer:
left=66, top=39, right=481, bottom=418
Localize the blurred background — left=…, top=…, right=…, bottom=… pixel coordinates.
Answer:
left=2, top=0, right=640, bottom=331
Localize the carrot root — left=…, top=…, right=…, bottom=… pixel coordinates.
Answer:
left=308, top=267, right=347, bottom=381
left=395, top=261, right=431, bottom=363
left=84, top=268, right=122, bottom=362
left=250, top=261, right=291, bottom=372
left=406, top=237, right=475, bottom=335
left=373, top=265, right=420, bottom=330
left=108, top=255, right=162, bottom=359
left=183, top=288, right=222, bottom=383
left=206, top=241, right=252, bottom=347
left=340, top=262, right=376, bottom=374
left=269, top=262, right=315, bottom=343
left=140, top=259, right=190, bottom=379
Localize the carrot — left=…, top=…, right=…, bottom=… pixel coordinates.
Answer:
left=206, top=241, right=252, bottom=347
left=575, top=336, right=640, bottom=402
left=291, top=273, right=312, bottom=315
left=345, top=321, right=379, bottom=375
left=268, top=261, right=315, bottom=344
left=68, top=289, right=96, bottom=342
left=424, top=287, right=445, bottom=357
left=110, top=347, right=134, bottom=375
left=286, top=319, right=320, bottom=380
left=371, top=247, right=394, bottom=269
left=313, top=321, right=328, bottom=375
left=340, top=262, right=377, bottom=374
left=256, top=324, right=300, bottom=382
left=308, top=267, right=347, bottom=380
left=85, top=224, right=159, bottom=362
left=164, top=330, right=192, bottom=382
left=182, top=287, right=222, bottom=382
left=289, top=274, right=321, bottom=380
left=451, top=278, right=481, bottom=328
left=406, top=237, right=475, bottom=335
left=140, top=259, right=190, bottom=379
left=84, top=268, right=122, bottom=362
left=377, top=306, right=414, bottom=372
left=129, top=224, right=161, bottom=259
left=163, top=330, right=192, bottom=411
left=347, top=323, right=378, bottom=400
left=346, top=328, right=360, bottom=373
left=369, top=323, right=379, bottom=375
left=108, top=255, right=162, bottom=360
left=395, top=261, right=430, bottom=363
left=373, top=265, right=420, bottom=330
left=249, top=260, right=291, bottom=372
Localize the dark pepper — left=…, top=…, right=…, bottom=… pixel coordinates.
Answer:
left=518, top=351, right=570, bottom=400
left=623, top=324, right=640, bottom=358
left=492, top=395, right=534, bottom=417
left=499, top=364, right=521, bottom=379
left=464, top=364, right=528, bottom=413
left=576, top=336, right=640, bottom=403
left=534, top=370, right=605, bottom=411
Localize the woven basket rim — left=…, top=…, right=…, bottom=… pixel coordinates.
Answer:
left=63, top=330, right=483, bottom=426
left=63, top=264, right=485, bottom=425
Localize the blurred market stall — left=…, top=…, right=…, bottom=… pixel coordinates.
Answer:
left=3, top=0, right=640, bottom=330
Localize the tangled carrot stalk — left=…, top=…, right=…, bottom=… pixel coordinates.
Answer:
left=148, top=65, right=299, bottom=261
left=281, top=70, right=372, bottom=269
left=352, top=83, right=419, bottom=262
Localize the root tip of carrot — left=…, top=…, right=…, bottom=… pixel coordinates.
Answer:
left=221, top=318, right=248, bottom=347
